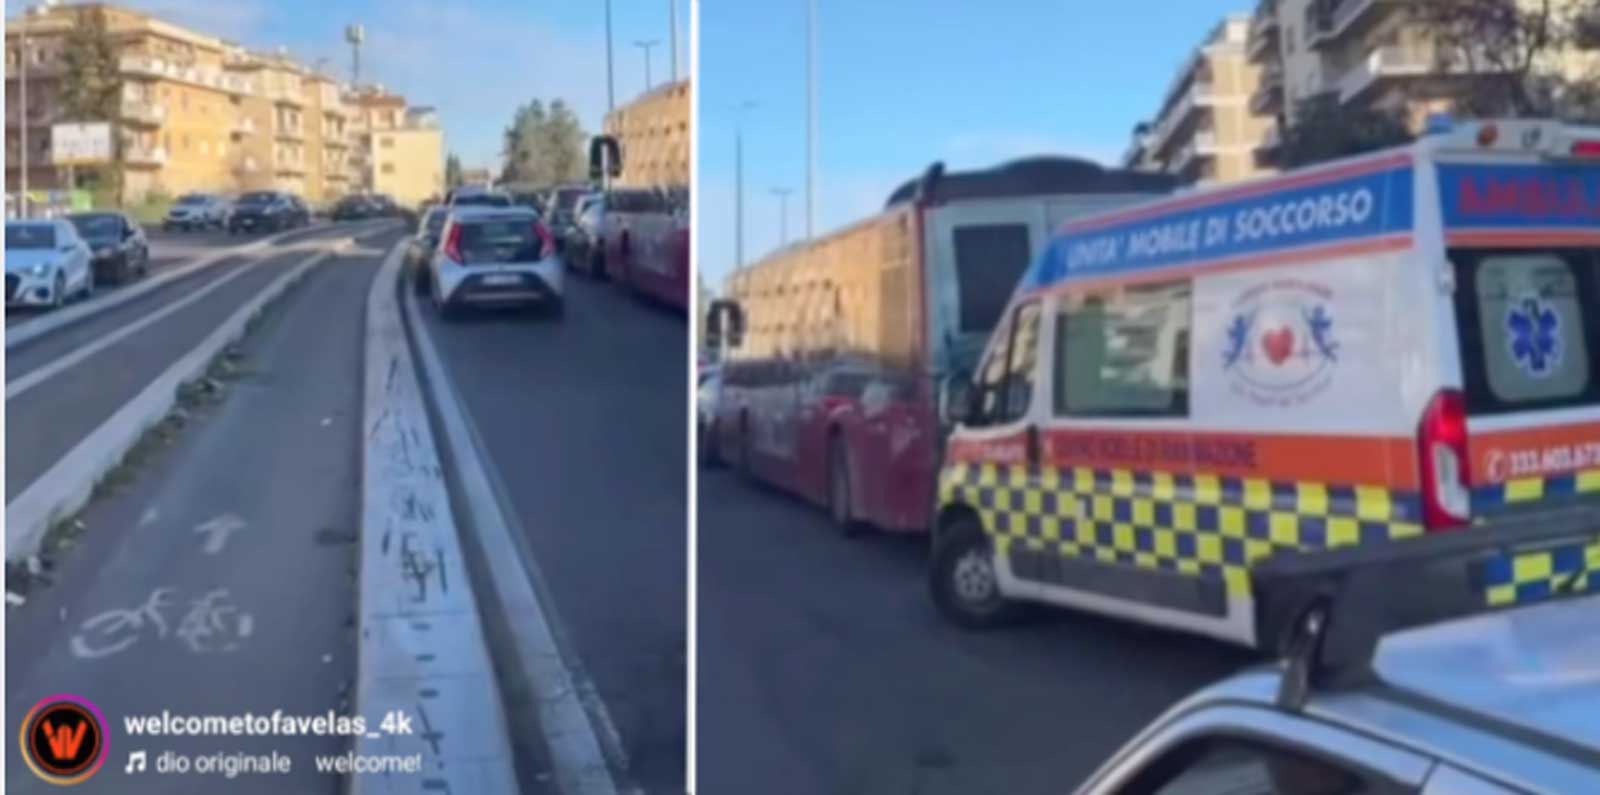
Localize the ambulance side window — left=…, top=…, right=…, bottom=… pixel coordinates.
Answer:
left=1055, top=280, right=1191, bottom=418
left=972, top=301, right=1041, bottom=427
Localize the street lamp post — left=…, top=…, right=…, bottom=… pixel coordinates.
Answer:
left=771, top=187, right=792, bottom=246
left=805, top=0, right=817, bottom=242
left=634, top=39, right=660, bottom=91
left=604, top=0, right=615, bottom=112
left=669, top=0, right=679, bottom=82
left=732, top=101, right=757, bottom=271
left=19, top=12, right=30, bottom=218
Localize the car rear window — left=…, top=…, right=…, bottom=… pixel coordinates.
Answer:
left=177, top=194, right=208, bottom=205
left=424, top=210, right=447, bottom=234
left=70, top=215, right=122, bottom=239
left=454, top=194, right=512, bottom=208
left=1451, top=248, right=1600, bottom=415
left=6, top=225, right=56, bottom=249
left=455, top=218, right=542, bottom=264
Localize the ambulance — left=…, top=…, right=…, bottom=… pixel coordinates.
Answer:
left=929, top=119, right=1600, bottom=648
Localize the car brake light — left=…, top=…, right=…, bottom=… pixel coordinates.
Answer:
left=1418, top=389, right=1471, bottom=531
left=443, top=223, right=464, bottom=263
left=534, top=220, right=555, bottom=259
left=1571, top=140, right=1600, bottom=158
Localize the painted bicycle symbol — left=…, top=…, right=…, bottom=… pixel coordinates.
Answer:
left=70, top=587, right=254, bottom=659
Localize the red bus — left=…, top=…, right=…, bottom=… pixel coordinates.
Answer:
left=602, top=186, right=689, bottom=310
left=709, top=157, right=1175, bottom=533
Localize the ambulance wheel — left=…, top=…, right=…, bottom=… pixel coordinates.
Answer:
left=829, top=438, right=864, bottom=538
left=930, top=516, right=1018, bottom=629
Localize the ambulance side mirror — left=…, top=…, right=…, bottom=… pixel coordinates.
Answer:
left=940, top=374, right=974, bottom=427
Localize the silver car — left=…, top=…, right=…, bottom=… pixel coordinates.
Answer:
left=1077, top=522, right=1600, bottom=795
left=428, top=206, right=564, bottom=319
left=163, top=193, right=227, bottom=230
left=6, top=218, right=94, bottom=309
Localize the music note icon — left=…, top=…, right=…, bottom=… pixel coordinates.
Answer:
left=125, top=749, right=147, bottom=774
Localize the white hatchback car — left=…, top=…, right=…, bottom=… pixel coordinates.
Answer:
left=428, top=206, right=564, bottom=319
left=6, top=218, right=94, bottom=309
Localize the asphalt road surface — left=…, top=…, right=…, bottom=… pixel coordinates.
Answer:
left=697, top=469, right=1258, bottom=795
left=413, top=273, right=688, bottom=793
left=5, top=226, right=405, bottom=793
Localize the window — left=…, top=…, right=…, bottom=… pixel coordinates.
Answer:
left=381, top=163, right=395, bottom=174
left=952, top=223, right=1033, bottom=333
left=1451, top=248, right=1600, bottom=414
left=380, top=136, right=394, bottom=148
left=972, top=301, right=1041, bottom=426
left=1116, top=737, right=1379, bottom=795
left=1055, top=279, right=1191, bottom=417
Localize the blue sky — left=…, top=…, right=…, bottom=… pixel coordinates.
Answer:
left=74, top=0, right=686, bottom=171
left=699, top=0, right=1248, bottom=290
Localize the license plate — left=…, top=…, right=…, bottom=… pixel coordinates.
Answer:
left=482, top=274, right=520, bottom=286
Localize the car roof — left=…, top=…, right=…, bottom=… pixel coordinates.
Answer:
left=1168, top=598, right=1600, bottom=792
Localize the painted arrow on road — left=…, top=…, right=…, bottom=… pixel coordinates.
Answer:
left=194, top=514, right=247, bottom=555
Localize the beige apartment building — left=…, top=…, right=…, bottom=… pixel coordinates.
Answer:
left=3, top=2, right=405, bottom=206
left=1124, top=15, right=1273, bottom=186
left=603, top=79, right=690, bottom=188
left=347, top=89, right=443, bottom=207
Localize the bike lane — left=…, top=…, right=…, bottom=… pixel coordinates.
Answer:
left=5, top=233, right=401, bottom=793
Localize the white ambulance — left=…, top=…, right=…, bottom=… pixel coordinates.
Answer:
left=930, top=119, right=1600, bottom=648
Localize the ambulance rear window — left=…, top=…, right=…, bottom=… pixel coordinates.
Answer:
left=1451, top=248, right=1600, bottom=414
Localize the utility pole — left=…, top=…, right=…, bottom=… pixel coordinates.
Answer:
left=19, top=9, right=30, bottom=217
left=805, top=0, right=817, bottom=242
left=669, top=0, right=679, bottom=82
left=771, top=187, right=792, bottom=246
left=732, top=101, right=757, bottom=270
left=604, top=0, right=615, bottom=112
left=635, top=40, right=660, bottom=91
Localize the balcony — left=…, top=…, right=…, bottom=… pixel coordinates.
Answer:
left=267, top=85, right=306, bottom=107
left=124, top=145, right=168, bottom=166
left=275, top=159, right=307, bottom=176
left=1307, top=0, right=1397, bottom=50
left=119, top=55, right=242, bottom=94
left=231, top=117, right=257, bottom=137
left=1249, top=63, right=1285, bottom=115
left=1247, top=5, right=1281, bottom=62
left=120, top=99, right=166, bottom=127
left=1167, top=130, right=1219, bottom=175
left=274, top=122, right=306, bottom=141
left=1147, top=81, right=1218, bottom=158
left=1337, top=45, right=1488, bottom=104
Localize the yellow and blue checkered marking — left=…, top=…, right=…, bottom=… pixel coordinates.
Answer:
left=1481, top=535, right=1600, bottom=607
left=939, top=462, right=1425, bottom=598
left=1472, top=467, right=1600, bottom=511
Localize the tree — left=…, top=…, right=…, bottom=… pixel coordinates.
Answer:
left=498, top=98, right=587, bottom=186
left=58, top=5, right=125, bottom=201
left=445, top=153, right=463, bottom=189
left=1278, top=94, right=1413, bottom=169
left=1413, top=0, right=1600, bottom=119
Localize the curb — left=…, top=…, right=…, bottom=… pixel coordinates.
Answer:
left=3, top=238, right=348, bottom=562
left=353, top=240, right=519, bottom=793
left=405, top=275, right=627, bottom=794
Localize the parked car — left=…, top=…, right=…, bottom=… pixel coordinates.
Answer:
left=426, top=206, right=563, bottom=319
left=543, top=183, right=591, bottom=226
left=559, top=192, right=605, bottom=275
left=368, top=193, right=401, bottom=217
left=408, top=205, right=449, bottom=295
left=67, top=211, right=149, bottom=285
left=163, top=193, right=228, bottom=230
left=6, top=218, right=94, bottom=309
left=227, top=191, right=308, bottom=234
left=331, top=195, right=376, bottom=221
left=698, top=366, right=723, bottom=467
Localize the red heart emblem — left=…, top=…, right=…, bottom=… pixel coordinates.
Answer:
left=1261, top=327, right=1295, bottom=365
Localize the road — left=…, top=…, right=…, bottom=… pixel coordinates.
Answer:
left=5, top=222, right=686, bottom=793
left=6, top=221, right=401, bottom=793
left=411, top=272, right=688, bottom=793
left=697, top=470, right=1258, bottom=795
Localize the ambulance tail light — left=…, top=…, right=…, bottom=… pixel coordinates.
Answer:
left=1418, top=390, right=1471, bottom=531
left=1570, top=140, right=1600, bottom=158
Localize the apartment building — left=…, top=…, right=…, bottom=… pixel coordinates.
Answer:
left=1248, top=0, right=1600, bottom=165
left=603, top=79, right=691, bottom=188
left=5, top=3, right=255, bottom=201
left=1124, top=15, right=1273, bottom=186
left=6, top=3, right=363, bottom=205
left=347, top=89, right=443, bottom=207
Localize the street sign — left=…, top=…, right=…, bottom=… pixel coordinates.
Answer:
left=51, top=122, right=113, bottom=166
